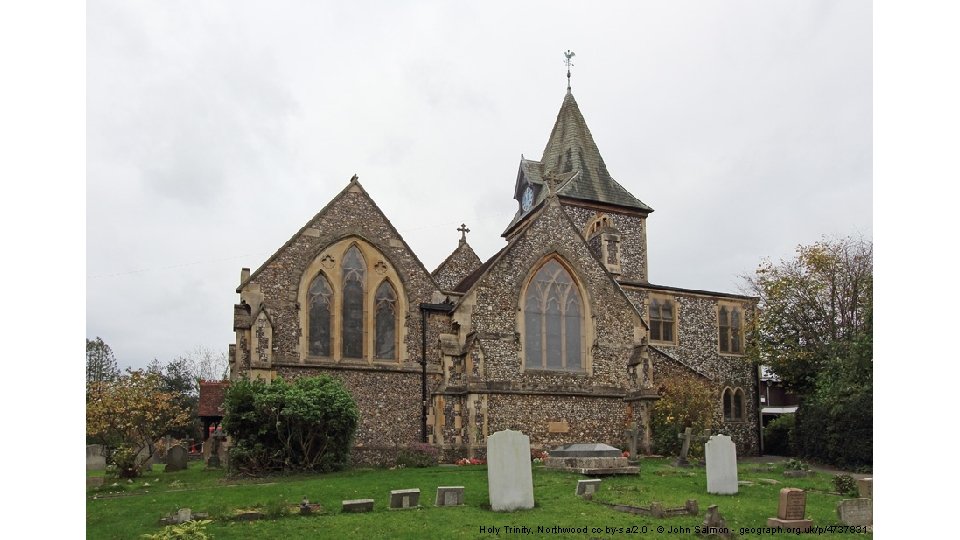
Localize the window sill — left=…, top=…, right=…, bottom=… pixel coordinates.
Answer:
left=650, top=340, right=677, bottom=347
left=718, top=351, right=745, bottom=357
left=523, top=368, right=589, bottom=376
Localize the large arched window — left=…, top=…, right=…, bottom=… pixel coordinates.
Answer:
left=341, top=246, right=366, bottom=358
left=300, top=238, right=406, bottom=364
left=524, top=260, right=583, bottom=371
left=718, top=303, right=743, bottom=354
left=375, top=280, right=397, bottom=359
left=308, top=273, right=332, bottom=356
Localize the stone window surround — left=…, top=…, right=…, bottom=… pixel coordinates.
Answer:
left=647, top=293, right=678, bottom=346
left=716, top=300, right=745, bottom=356
left=722, top=386, right=746, bottom=422
left=516, top=254, right=594, bottom=376
left=297, top=237, right=407, bottom=364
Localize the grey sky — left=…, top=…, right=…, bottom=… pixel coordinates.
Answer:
left=86, top=0, right=872, bottom=371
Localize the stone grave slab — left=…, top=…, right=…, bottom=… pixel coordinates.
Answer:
left=767, top=488, right=813, bottom=529
left=705, top=435, right=738, bottom=495
left=165, top=444, right=188, bottom=472
left=342, top=499, right=374, bottom=513
left=837, top=498, right=872, bottom=526
left=857, top=477, right=872, bottom=499
left=389, top=488, right=420, bottom=509
left=487, top=430, right=534, bottom=512
left=87, top=444, right=106, bottom=471
left=545, top=442, right=638, bottom=475
left=576, top=479, right=601, bottom=498
left=435, top=486, right=465, bottom=507
left=550, top=443, right=622, bottom=458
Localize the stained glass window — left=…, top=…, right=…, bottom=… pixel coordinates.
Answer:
left=523, top=260, right=583, bottom=371
left=308, top=273, right=332, bottom=356
left=342, top=246, right=365, bottom=358
left=375, top=280, right=397, bottom=359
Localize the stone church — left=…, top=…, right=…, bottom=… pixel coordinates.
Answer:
left=229, top=87, right=760, bottom=463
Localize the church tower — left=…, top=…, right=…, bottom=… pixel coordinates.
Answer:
left=502, top=89, right=654, bottom=283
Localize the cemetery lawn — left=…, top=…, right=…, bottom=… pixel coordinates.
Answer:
left=87, top=458, right=871, bottom=539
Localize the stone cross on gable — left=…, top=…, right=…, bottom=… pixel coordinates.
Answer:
left=458, top=223, right=470, bottom=245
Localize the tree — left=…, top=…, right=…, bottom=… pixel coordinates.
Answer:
left=86, top=337, right=119, bottom=393
left=178, top=345, right=229, bottom=382
left=744, top=236, right=872, bottom=395
left=744, top=236, right=872, bottom=466
left=649, top=372, right=715, bottom=458
left=86, top=369, right=192, bottom=477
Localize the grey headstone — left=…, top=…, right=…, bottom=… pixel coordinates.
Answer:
left=342, top=499, right=374, bottom=513
left=705, top=435, right=738, bottom=495
left=487, top=430, right=534, bottom=512
left=576, top=479, right=601, bottom=497
left=389, top=488, right=420, bottom=509
left=86, top=445, right=106, bottom=471
left=435, top=486, right=464, bottom=506
left=837, top=498, right=872, bottom=526
left=857, top=477, right=872, bottom=499
left=165, top=444, right=188, bottom=472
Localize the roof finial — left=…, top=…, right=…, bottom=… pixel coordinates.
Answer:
left=564, top=50, right=576, bottom=93
left=457, top=223, right=470, bottom=246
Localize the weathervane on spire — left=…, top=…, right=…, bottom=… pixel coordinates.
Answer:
left=564, top=50, right=576, bottom=92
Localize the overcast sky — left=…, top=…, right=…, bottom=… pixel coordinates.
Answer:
left=86, top=0, right=872, bottom=371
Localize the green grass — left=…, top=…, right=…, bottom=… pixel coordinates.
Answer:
left=87, top=459, right=871, bottom=539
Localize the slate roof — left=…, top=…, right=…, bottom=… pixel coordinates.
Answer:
left=503, top=91, right=653, bottom=236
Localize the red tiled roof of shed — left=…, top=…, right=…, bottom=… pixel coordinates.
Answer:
left=199, top=380, right=229, bottom=417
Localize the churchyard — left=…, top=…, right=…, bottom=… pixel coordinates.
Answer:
left=87, top=452, right=871, bottom=539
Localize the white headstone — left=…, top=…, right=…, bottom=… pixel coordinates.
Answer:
left=487, top=430, right=535, bottom=512
left=705, top=434, right=738, bottom=495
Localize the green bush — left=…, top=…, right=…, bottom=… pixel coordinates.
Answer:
left=763, top=414, right=796, bottom=456
left=794, top=390, right=872, bottom=468
left=832, top=474, right=858, bottom=497
left=223, top=375, right=359, bottom=474
left=396, top=442, right=439, bottom=468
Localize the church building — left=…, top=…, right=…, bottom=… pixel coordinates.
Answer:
left=229, top=84, right=760, bottom=463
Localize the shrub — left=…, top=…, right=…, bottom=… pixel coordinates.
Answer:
left=784, top=458, right=808, bottom=471
left=763, top=414, right=796, bottom=456
left=833, top=474, right=858, bottom=497
left=262, top=496, right=288, bottom=519
left=396, top=443, right=439, bottom=468
left=650, top=373, right=715, bottom=457
left=223, top=375, right=359, bottom=474
left=794, top=390, right=872, bottom=468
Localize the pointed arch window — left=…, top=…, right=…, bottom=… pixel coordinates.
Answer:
left=723, top=387, right=746, bottom=421
left=308, top=273, right=333, bottom=356
left=341, top=246, right=366, bottom=358
left=375, top=280, right=397, bottom=359
left=524, top=260, right=583, bottom=371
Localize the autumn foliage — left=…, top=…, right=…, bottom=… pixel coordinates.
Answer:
left=649, top=372, right=715, bottom=458
left=86, top=370, right=191, bottom=477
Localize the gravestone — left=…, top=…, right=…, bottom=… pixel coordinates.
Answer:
left=701, top=505, right=732, bottom=539
left=676, top=427, right=711, bottom=467
left=165, top=444, right=188, bottom=472
left=857, top=477, right=872, bottom=499
left=767, top=488, right=813, bottom=529
left=623, top=422, right=639, bottom=461
left=86, top=444, right=106, bottom=471
left=576, top=479, right=601, bottom=498
left=435, top=486, right=465, bottom=506
left=705, top=434, right=738, bottom=495
left=486, top=429, right=534, bottom=512
left=342, top=499, right=374, bottom=513
left=389, top=488, right=420, bottom=509
left=837, top=498, right=872, bottom=526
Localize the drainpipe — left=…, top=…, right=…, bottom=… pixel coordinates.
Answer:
left=419, top=302, right=454, bottom=443
left=755, top=363, right=764, bottom=455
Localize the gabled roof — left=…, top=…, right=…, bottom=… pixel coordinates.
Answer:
left=198, top=380, right=229, bottom=417
left=432, top=240, right=482, bottom=292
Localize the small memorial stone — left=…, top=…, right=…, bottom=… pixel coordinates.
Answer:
left=837, top=498, right=872, bottom=526
left=342, top=499, right=374, bottom=513
left=389, top=488, right=420, bottom=509
left=857, top=477, right=872, bottom=499
left=86, top=445, right=106, bottom=471
left=165, top=444, right=188, bottom=472
left=435, top=486, right=464, bottom=506
left=576, top=479, right=601, bottom=498
left=767, top=488, right=813, bottom=529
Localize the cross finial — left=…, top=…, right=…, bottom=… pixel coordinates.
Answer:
left=564, top=50, right=576, bottom=92
left=457, top=223, right=470, bottom=245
